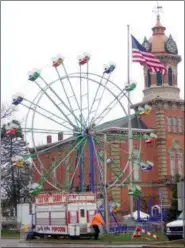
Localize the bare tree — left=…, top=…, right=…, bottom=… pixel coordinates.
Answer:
left=1, top=103, right=17, bottom=124
left=1, top=120, right=32, bottom=217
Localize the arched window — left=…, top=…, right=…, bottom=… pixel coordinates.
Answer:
left=167, top=117, right=172, bottom=132
left=177, top=117, right=183, bottom=133
left=147, top=70, right=151, bottom=87
left=169, top=153, right=175, bottom=176
left=177, top=153, right=183, bottom=176
left=172, top=117, right=177, bottom=133
left=168, top=68, right=173, bottom=86
left=156, top=71, right=162, bottom=85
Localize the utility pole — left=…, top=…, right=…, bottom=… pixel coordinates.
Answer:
left=104, top=133, right=109, bottom=233
left=127, top=24, right=133, bottom=218
left=10, top=137, right=17, bottom=217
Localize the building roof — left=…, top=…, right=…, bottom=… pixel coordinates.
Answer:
left=30, top=115, right=151, bottom=152
left=95, top=115, right=149, bottom=130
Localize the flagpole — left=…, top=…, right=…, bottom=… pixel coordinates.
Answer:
left=127, top=24, right=134, bottom=219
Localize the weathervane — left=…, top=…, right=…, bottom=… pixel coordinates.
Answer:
left=153, top=1, right=163, bottom=20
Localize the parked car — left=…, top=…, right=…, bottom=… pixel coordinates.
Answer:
left=166, top=211, right=184, bottom=240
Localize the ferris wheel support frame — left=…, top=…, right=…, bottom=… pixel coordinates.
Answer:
left=19, top=56, right=146, bottom=227
left=88, top=135, right=95, bottom=193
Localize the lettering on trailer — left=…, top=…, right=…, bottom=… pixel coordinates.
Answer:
left=35, top=193, right=67, bottom=205
left=52, top=226, right=66, bottom=232
left=36, top=225, right=67, bottom=234
left=35, top=193, right=96, bottom=205
left=68, top=194, right=96, bottom=203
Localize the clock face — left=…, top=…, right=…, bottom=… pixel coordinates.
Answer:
left=166, top=39, right=177, bottom=54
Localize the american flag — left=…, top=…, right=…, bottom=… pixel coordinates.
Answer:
left=132, top=35, right=166, bottom=74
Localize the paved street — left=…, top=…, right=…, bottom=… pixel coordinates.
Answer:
left=1, top=239, right=143, bottom=247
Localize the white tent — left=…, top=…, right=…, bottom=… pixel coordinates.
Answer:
left=123, top=210, right=149, bottom=220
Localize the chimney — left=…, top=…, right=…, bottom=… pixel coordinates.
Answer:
left=58, top=132, right=63, bottom=141
left=46, top=135, right=52, bottom=144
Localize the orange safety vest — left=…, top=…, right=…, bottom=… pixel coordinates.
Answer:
left=90, top=213, right=104, bottom=226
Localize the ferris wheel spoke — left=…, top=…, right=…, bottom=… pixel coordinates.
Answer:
left=33, top=162, right=63, bottom=192
left=55, top=67, right=80, bottom=128
left=49, top=137, right=86, bottom=174
left=35, top=136, right=85, bottom=190
left=86, top=62, right=90, bottom=126
left=61, top=64, right=82, bottom=115
left=23, top=97, right=69, bottom=124
left=93, top=89, right=128, bottom=126
left=34, top=78, right=79, bottom=129
left=94, top=134, right=142, bottom=189
left=23, top=128, right=76, bottom=135
left=63, top=154, right=77, bottom=190
left=93, top=136, right=131, bottom=188
left=79, top=65, right=87, bottom=128
left=89, top=74, right=111, bottom=126
left=21, top=102, right=74, bottom=132
left=50, top=137, right=84, bottom=189
left=69, top=139, right=87, bottom=191
left=68, top=150, right=79, bottom=192
left=109, top=167, right=135, bottom=189
left=87, top=73, right=104, bottom=124
left=30, top=135, right=82, bottom=161
left=94, top=134, right=129, bottom=157
left=91, top=136, right=104, bottom=185
left=67, top=75, right=128, bottom=127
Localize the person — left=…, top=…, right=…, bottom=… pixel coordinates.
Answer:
left=90, top=212, right=104, bottom=240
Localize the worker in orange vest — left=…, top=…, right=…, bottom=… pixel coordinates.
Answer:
left=90, top=212, right=104, bottom=240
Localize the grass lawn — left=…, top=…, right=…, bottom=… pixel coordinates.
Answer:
left=4, top=228, right=184, bottom=246
left=1, top=229, right=20, bottom=238
left=21, top=232, right=168, bottom=243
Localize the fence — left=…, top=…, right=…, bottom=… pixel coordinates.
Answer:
left=107, top=221, right=163, bottom=234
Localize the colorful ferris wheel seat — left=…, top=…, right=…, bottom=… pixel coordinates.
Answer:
left=12, top=155, right=24, bottom=167
left=52, top=56, right=64, bottom=67
left=5, top=122, right=19, bottom=136
left=125, top=83, right=136, bottom=92
left=104, top=64, right=116, bottom=74
left=137, top=104, right=152, bottom=116
left=140, top=161, right=153, bottom=171
left=78, top=53, right=90, bottom=65
left=15, top=160, right=24, bottom=168
left=12, top=96, right=23, bottom=105
left=28, top=71, right=40, bottom=81
left=128, top=185, right=141, bottom=196
left=30, top=183, right=42, bottom=195
left=145, top=138, right=156, bottom=144
left=7, top=128, right=17, bottom=136
left=144, top=133, right=157, bottom=144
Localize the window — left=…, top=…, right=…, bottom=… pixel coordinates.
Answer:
left=168, top=68, right=173, bottom=86
left=156, top=71, right=162, bottom=85
left=177, top=153, right=183, bottom=175
left=172, top=117, right=177, bottom=133
left=80, top=209, right=85, bottom=218
left=167, top=117, right=172, bottom=132
left=170, top=153, right=175, bottom=176
left=177, top=117, right=183, bottom=133
left=147, top=70, right=151, bottom=87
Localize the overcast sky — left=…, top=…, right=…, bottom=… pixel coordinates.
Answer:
left=1, top=1, right=184, bottom=144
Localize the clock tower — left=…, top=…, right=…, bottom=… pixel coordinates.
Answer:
left=132, top=7, right=184, bottom=207
left=141, top=13, right=181, bottom=102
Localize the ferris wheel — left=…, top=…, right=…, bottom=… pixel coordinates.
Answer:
left=11, top=53, right=156, bottom=198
